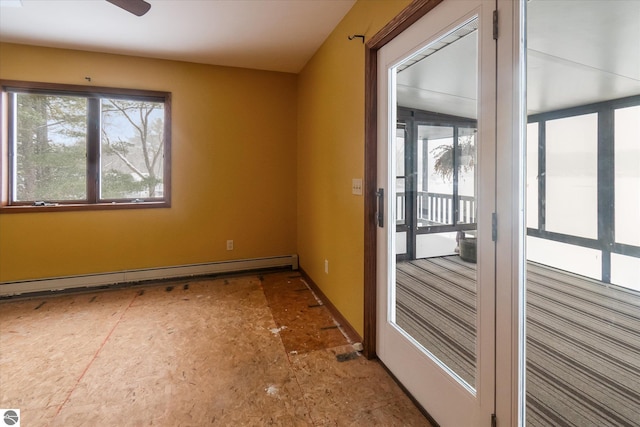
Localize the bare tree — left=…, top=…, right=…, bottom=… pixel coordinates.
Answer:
left=101, top=100, right=164, bottom=198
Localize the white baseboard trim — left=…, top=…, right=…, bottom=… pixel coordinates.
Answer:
left=0, top=254, right=299, bottom=297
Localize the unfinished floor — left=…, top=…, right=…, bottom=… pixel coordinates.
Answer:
left=0, top=271, right=430, bottom=426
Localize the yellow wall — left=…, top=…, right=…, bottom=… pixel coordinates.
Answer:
left=297, top=0, right=411, bottom=336
left=0, top=43, right=298, bottom=282
left=0, top=0, right=410, bottom=337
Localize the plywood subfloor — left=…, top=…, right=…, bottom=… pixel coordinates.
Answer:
left=0, top=271, right=431, bottom=426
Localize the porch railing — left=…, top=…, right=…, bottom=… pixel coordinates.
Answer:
left=396, top=192, right=476, bottom=225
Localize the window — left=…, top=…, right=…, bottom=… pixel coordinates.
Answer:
left=526, top=95, right=640, bottom=285
left=545, top=113, right=598, bottom=239
left=614, top=105, right=640, bottom=247
left=395, top=107, right=477, bottom=262
left=1, top=80, right=171, bottom=212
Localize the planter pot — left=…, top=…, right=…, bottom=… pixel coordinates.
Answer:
left=459, top=237, right=477, bottom=263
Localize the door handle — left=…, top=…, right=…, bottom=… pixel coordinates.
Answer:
left=376, top=188, right=384, bottom=228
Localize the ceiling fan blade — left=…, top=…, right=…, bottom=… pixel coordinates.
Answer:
left=106, top=0, right=151, bottom=17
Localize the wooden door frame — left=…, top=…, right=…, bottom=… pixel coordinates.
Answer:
left=363, top=0, right=444, bottom=359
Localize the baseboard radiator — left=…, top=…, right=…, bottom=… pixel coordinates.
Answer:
left=0, top=254, right=299, bottom=298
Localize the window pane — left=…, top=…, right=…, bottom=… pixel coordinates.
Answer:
left=395, top=126, right=406, bottom=225
left=396, top=231, right=407, bottom=255
left=526, top=236, right=602, bottom=281
left=100, top=99, right=165, bottom=199
left=422, top=125, right=454, bottom=226
left=13, top=93, right=87, bottom=201
left=614, top=105, right=640, bottom=247
left=415, top=232, right=458, bottom=259
left=458, top=127, right=476, bottom=224
left=396, top=127, right=405, bottom=176
left=417, top=137, right=427, bottom=225
left=545, top=113, right=598, bottom=239
left=526, top=123, right=539, bottom=229
left=396, top=177, right=406, bottom=225
left=611, top=253, right=640, bottom=291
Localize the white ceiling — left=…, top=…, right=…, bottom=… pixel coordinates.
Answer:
left=0, top=0, right=356, bottom=73
left=397, top=0, right=640, bottom=117
left=526, top=0, right=640, bottom=114
left=397, top=27, right=478, bottom=119
left=1, top=0, right=638, bottom=109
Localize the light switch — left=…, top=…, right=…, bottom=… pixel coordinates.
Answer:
left=352, top=178, right=363, bottom=195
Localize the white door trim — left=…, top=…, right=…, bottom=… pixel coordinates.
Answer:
left=376, top=1, right=498, bottom=425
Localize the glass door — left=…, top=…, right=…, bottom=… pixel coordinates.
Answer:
left=376, top=1, right=496, bottom=425
left=523, top=1, right=640, bottom=425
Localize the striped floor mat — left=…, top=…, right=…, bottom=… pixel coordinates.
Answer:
left=396, top=256, right=640, bottom=427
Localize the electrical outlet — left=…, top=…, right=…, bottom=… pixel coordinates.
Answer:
left=324, top=259, right=329, bottom=274
left=352, top=178, right=363, bottom=195
left=226, top=240, right=234, bottom=250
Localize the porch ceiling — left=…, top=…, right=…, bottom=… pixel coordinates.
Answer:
left=397, top=0, right=640, bottom=117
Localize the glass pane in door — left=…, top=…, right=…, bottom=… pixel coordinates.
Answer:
left=525, top=1, right=640, bottom=425
left=393, top=16, right=479, bottom=390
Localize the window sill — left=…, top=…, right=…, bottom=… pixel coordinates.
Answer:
left=0, top=201, right=170, bottom=214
